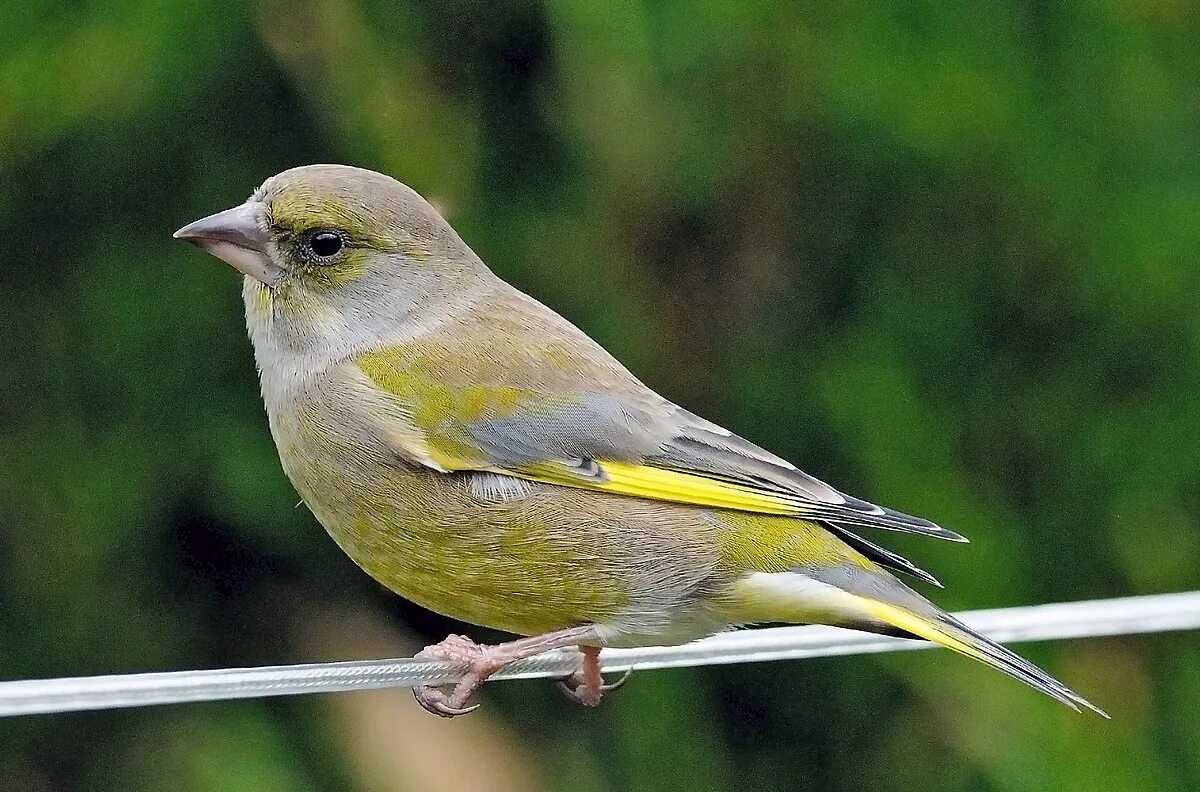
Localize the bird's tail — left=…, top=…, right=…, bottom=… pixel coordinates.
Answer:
left=734, top=570, right=1105, bottom=716
left=854, top=596, right=1106, bottom=716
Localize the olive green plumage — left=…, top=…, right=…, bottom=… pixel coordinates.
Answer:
left=174, top=164, right=1101, bottom=714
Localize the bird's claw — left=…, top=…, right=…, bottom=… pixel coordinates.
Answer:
left=557, top=665, right=632, bottom=707
left=411, top=634, right=490, bottom=718
left=413, top=684, right=482, bottom=718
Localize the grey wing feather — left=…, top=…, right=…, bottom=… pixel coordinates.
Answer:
left=465, top=392, right=666, bottom=467
left=654, top=409, right=966, bottom=542
left=821, top=522, right=943, bottom=587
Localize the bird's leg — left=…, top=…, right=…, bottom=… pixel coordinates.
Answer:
left=556, top=645, right=631, bottom=707
left=413, top=625, right=601, bottom=718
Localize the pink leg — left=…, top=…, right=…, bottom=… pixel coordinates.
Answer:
left=557, top=645, right=631, bottom=707
left=413, top=625, right=601, bottom=718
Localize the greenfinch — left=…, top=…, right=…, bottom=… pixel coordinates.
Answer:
left=175, top=164, right=1100, bottom=718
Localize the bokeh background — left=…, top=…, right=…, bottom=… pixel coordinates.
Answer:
left=2, top=1, right=1198, bottom=790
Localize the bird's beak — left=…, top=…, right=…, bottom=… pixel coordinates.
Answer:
left=173, top=201, right=283, bottom=287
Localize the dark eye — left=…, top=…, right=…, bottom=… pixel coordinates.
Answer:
left=308, top=230, right=345, bottom=258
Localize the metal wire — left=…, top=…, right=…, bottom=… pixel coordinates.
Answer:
left=1, top=591, right=1197, bottom=717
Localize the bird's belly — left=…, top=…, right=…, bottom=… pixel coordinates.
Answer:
left=302, top=469, right=627, bottom=634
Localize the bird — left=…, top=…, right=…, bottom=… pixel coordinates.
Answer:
left=174, top=164, right=1102, bottom=718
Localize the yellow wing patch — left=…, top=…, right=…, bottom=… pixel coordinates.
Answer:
left=502, top=459, right=812, bottom=516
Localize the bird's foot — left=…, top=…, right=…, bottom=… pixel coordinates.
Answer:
left=412, top=625, right=602, bottom=718
left=412, top=634, right=496, bottom=718
left=556, top=645, right=631, bottom=707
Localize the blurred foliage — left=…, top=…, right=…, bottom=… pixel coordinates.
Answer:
left=1, top=1, right=1198, bottom=790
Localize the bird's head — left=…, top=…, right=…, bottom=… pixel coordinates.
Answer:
left=175, top=165, right=486, bottom=346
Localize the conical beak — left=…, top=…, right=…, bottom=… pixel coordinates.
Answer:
left=174, top=201, right=283, bottom=286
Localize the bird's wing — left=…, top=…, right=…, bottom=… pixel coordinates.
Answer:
left=351, top=336, right=962, bottom=549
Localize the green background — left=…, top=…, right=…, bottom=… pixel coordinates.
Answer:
left=1, top=1, right=1197, bottom=790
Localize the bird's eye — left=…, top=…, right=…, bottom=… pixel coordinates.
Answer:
left=308, top=231, right=345, bottom=259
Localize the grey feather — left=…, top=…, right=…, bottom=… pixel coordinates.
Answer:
left=653, top=410, right=965, bottom=542
left=821, top=522, right=942, bottom=587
